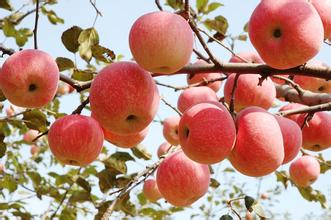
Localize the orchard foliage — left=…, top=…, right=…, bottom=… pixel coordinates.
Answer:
left=0, top=0, right=331, bottom=220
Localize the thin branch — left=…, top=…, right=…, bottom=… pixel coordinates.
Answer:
left=72, top=97, right=90, bottom=114
left=193, top=48, right=210, bottom=63
left=184, top=0, right=190, bottom=18
left=229, top=74, right=240, bottom=115
left=33, top=0, right=40, bottom=49
left=0, top=44, right=15, bottom=56
left=155, top=0, right=163, bottom=11
left=160, top=97, right=182, bottom=116
left=272, top=75, right=304, bottom=96
left=277, top=102, right=331, bottom=117
left=89, top=0, right=102, bottom=26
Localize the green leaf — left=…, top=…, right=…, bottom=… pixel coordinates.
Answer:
left=76, top=177, right=91, bottom=192
left=206, top=2, right=223, bottom=13
left=275, top=171, right=290, bottom=189
left=244, top=195, right=255, bottom=212
left=196, top=0, right=208, bottom=13
left=243, top=22, right=249, bottom=32
left=0, top=135, right=6, bottom=158
left=23, top=110, right=48, bottom=133
left=72, top=69, right=94, bottom=81
left=166, top=0, right=183, bottom=9
left=0, top=203, right=9, bottom=210
left=0, top=175, right=18, bottom=192
left=111, top=152, right=135, bottom=162
left=103, top=153, right=132, bottom=175
left=78, top=27, right=99, bottom=62
left=130, top=145, right=152, bottom=160
left=56, top=57, right=75, bottom=71
left=252, top=202, right=272, bottom=219
left=61, top=26, right=83, bottom=53
left=204, top=15, right=228, bottom=35
left=209, top=178, right=220, bottom=188
left=91, top=44, right=115, bottom=63
left=220, top=214, right=233, bottom=220
left=2, top=19, right=16, bottom=37
left=297, top=186, right=328, bottom=209
left=15, top=28, right=33, bottom=47
left=60, top=207, right=77, bottom=220
left=137, top=192, right=147, bottom=206
left=0, top=0, right=12, bottom=11
left=116, top=192, right=136, bottom=216
left=69, top=191, right=91, bottom=203
left=0, top=89, right=6, bottom=101
left=96, top=169, right=116, bottom=193
left=27, top=171, right=42, bottom=186
left=41, top=6, right=64, bottom=25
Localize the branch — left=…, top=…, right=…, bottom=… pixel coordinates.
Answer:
left=160, top=97, right=182, bottom=116
left=277, top=102, right=331, bottom=117
left=272, top=75, right=304, bottom=96
left=71, top=97, right=90, bottom=114
left=229, top=74, right=240, bottom=115
left=0, top=44, right=15, bottom=56
left=89, top=0, right=102, bottom=26
left=155, top=0, right=163, bottom=11
left=33, top=0, right=40, bottom=49
left=193, top=48, right=210, bottom=63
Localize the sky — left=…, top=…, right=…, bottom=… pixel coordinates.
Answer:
left=1, top=0, right=331, bottom=219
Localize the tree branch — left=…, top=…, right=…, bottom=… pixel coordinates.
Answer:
left=155, top=0, right=163, bottom=11
left=277, top=102, right=331, bottom=117
left=33, top=0, right=40, bottom=49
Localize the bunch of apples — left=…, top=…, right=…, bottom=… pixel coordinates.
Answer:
left=0, top=0, right=330, bottom=208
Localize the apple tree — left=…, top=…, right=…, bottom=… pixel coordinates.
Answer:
left=0, top=0, right=331, bottom=219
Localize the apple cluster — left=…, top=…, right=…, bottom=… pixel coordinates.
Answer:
left=0, top=0, right=329, bottom=209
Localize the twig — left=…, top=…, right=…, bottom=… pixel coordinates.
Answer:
left=0, top=44, right=15, bottom=56
left=71, top=97, right=90, bottom=114
left=272, top=75, right=304, bottom=96
left=193, top=48, right=210, bottom=63
left=229, top=74, right=240, bottom=115
left=227, top=197, right=245, bottom=220
left=277, top=102, right=331, bottom=117
left=155, top=0, right=163, bottom=11
left=184, top=0, right=190, bottom=18
left=33, top=0, right=40, bottom=49
left=89, top=0, right=102, bottom=26
left=160, top=97, right=182, bottom=116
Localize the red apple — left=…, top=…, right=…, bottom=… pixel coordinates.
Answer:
left=289, top=155, right=320, bottom=187
left=48, top=115, right=104, bottom=166
left=103, top=127, right=148, bottom=148
left=57, top=83, right=71, bottom=96
left=156, top=150, right=210, bottom=207
left=186, top=60, right=224, bottom=92
left=178, top=102, right=236, bottom=164
left=249, top=0, right=324, bottom=69
left=177, top=86, right=218, bottom=113
left=30, top=144, right=39, bottom=156
left=23, top=129, right=39, bottom=143
left=0, top=49, right=59, bottom=108
left=90, top=62, right=159, bottom=134
left=143, top=179, right=163, bottom=202
left=229, top=107, right=284, bottom=177
left=157, top=142, right=172, bottom=158
left=129, top=11, right=193, bottom=74
left=310, top=0, right=331, bottom=39
left=163, top=115, right=180, bottom=146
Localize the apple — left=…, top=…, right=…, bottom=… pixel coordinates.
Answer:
left=297, top=112, right=331, bottom=151
left=178, top=102, right=236, bottom=164
left=157, top=142, right=172, bottom=158
left=143, top=179, right=163, bottom=202
left=48, top=115, right=104, bottom=166
left=249, top=0, right=324, bottom=69
left=23, top=129, right=39, bottom=143
left=310, top=0, right=331, bottom=39
left=229, top=106, right=284, bottom=177
left=156, top=150, right=210, bottom=207
left=103, top=126, right=148, bottom=148
left=57, top=83, right=71, bottom=96
left=289, top=155, right=320, bottom=187
left=129, top=11, right=193, bottom=74
left=0, top=49, right=59, bottom=108
left=5, top=107, right=14, bottom=117
left=274, top=115, right=302, bottom=164
left=186, top=60, right=224, bottom=92
left=90, top=62, right=159, bottom=134
left=163, top=115, right=180, bottom=146
left=177, top=86, right=218, bottom=113
left=30, top=144, right=39, bottom=156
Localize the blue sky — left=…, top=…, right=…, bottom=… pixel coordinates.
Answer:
left=1, top=0, right=331, bottom=219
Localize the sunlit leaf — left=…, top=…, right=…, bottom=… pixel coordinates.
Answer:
left=56, top=57, right=75, bottom=71
left=78, top=27, right=99, bottom=62
left=131, top=145, right=152, bottom=160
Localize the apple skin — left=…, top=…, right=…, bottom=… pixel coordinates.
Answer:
left=0, top=49, right=59, bottom=108
left=57, top=83, right=71, bottom=96
left=297, top=112, right=331, bottom=151
left=143, top=179, right=163, bottom=202
left=30, top=144, right=39, bottom=156
left=293, top=61, right=331, bottom=93
left=229, top=106, right=284, bottom=177
left=23, top=129, right=39, bottom=143
left=289, top=155, right=320, bottom=187
left=156, top=150, right=210, bottom=207
left=178, top=102, right=236, bottom=164
left=177, top=86, right=218, bottom=113
left=274, top=115, right=302, bottom=164
left=48, top=115, right=104, bottom=166
left=279, top=103, right=307, bottom=122
left=157, top=142, right=172, bottom=158
left=163, top=115, right=180, bottom=146
left=103, top=127, right=148, bottom=148
left=310, top=0, right=331, bottom=39
left=129, top=11, right=193, bottom=74
left=186, top=60, right=223, bottom=92
left=248, top=0, right=324, bottom=69
left=90, top=62, right=159, bottom=134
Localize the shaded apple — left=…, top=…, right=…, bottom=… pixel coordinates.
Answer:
left=157, top=142, right=172, bottom=158
left=23, top=129, right=39, bottom=143
left=30, top=144, right=39, bottom=156
left=143, top=179, right=163, bottom=202
left=289, top=155, right=320, bottom=187
left=163, top=115, right=180, bottom=146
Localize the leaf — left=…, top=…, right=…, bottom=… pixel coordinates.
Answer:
left=0, top=0, right=12, bottom=11
left=103, top=152, right=133, bottom=175
left=0, top=175, right=18, bottom=192
left=220, top=214, right=233, bottom=220
left=111, top=152, right=135, bottom=162
left=96, top=169, right=116, bottom=193
left=130, top=145, right=152, bottom=160
left=69, top=191, right=91, bottom=203
left=78, top=27, right=99, bottom=62
left=2, top=19, right=16, bottom=37
left=204, top=15, right=229, bottom=35
left=23, top=110, right=48, bottom=133
left=0, top=89, right=6, bottom=101
left=27, top=171, right=42, bottom=186
left=206, top=2, right=223, bottom=14
left=137, top=192, right=147, bottom=206
left=15, top=28, right=33, bottom=47
left=196, top=0, right=208, bottom=13
left=252, top=202, right=272, bottom=218
left=244, top=195, right=255, bottom=212
left=166, top=0, right=183, bottom=9
left=0, top=203, right=9, bottom=210
left=72, top=69, right=94, bottom=81
left=91, top=45, right=115, bottom=63
left=116, top=192, right=136, bottom=216
left=209, top=178, right=220, bottom=188
left=275, top=171, right=290, bottom=189
left=56, top=57, right=75, bottom=71
left=61, top=26, right=83, bottom=53
left=76, top=177, right=91, bottom=192
left=0, top=134, right=6, bottom=158
left=243, top=22, right=249, bottom=32
left=41, top=6, right=64, bottom=25
left=297, top=186, right=328, bottom=209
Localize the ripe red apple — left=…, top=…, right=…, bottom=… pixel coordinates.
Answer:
left=48, top=115, right=104, bottom=166
left=143, top=179, right=163, bottom=202
left=177, top=86, right=218, bottom=113
left=293, top=61, right=331, bottom=93
left=23, top=129, right=39, bottom=143
left=103, top=127, right=148, bottom=148
left=289, top=155, right=320, bottom=187
left=129, top=11, right=193, bottom=74
left=156, top=150, right=210, bottom=207
left=186, top=60, right=223, bottom=92
left=279, top=103, right=307, bottom=123
left=229, top=107, right=284, bottom=177
left=297, top=112, right=331, bottom=151
left=178, top=102, right=236, bottom=164
left=163, top=115, right=180, bottom=146
left=57, top=83, right=71, bottom=96
left=30, top=144, right=39, bottom=156
left=90, top=62, right=159, bottom=134
left=310, top=0, right=331, bottom=39
left=274, top=115, right=302, bottom=164
left=0, top=49, right=59, bottom=108
left=249, top=0, right=324, bottom=69
left=157, top=142, right=172, bottom=158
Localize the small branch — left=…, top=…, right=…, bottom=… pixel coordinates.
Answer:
left=0, top=44, right=15, bottom=56
left=160, top=97, right=182, bottom=116
left=229, top=74, right=240, bottom=115
left=155, top=0, right=163, bottom=11
left=89, top=0, right=102, bottom=26
left=272, top=75, right=304, bottom=96
left=193, top=48, right=210, bottom=63
left=71, top=97, right=90, bottom=114
left=33, top=0, right=40, bottom=49
left=59, top=74, right=91, bottom=92
left=277, top=102, right=331, bottom=117
left=184, top=0, right=190, bottom=18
